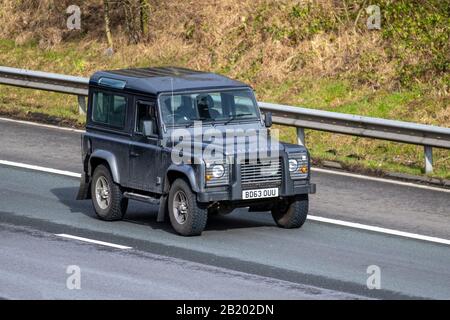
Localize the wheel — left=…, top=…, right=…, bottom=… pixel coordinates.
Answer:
left=168, top=178, right=207, bottom=236
left=91, top=164, right=128, bottom=221
left=271, top=196, right=308, bottom=228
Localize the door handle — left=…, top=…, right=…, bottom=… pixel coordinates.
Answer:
left=130, top=151, right=140, bottom=157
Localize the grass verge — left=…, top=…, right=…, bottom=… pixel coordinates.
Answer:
left=0, top=39, right=448, bottom=179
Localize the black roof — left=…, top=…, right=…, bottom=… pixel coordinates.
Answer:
left=90, top=67, right=250, bottom=95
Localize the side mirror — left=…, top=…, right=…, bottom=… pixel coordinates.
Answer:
left=264, top=112, right=272, bottom=128
left=142, top=120, right=155, bottom=137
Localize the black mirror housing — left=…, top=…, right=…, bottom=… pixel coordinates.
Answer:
left=264, top=112, right=272, bottom=128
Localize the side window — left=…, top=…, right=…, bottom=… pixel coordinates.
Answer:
left=92, top=91, right=127, bottom=129
left=135, top=101, right=157, bottom=135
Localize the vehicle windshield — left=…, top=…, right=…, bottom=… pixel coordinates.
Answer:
left=159, top=89, right=259, bottom=126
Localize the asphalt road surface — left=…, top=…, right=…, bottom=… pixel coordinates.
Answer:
left=0, top=118, right=449, bottom=299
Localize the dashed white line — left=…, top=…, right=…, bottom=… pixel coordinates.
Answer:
left=56, top=234, right=132, bottom=249
left=1, top=159, right=450, bottom=246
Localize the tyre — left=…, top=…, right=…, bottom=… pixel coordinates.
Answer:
left=91, top=164, right=128, bottom=221
left=271, top=196, right=308, bottom=229
left=168, top=178, right=207, bottom=236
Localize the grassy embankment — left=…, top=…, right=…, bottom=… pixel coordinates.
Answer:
left=0, top=0, right=448, bottom=178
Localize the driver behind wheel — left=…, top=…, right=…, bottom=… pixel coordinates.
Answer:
left=196, top=94, right=221, bottom=120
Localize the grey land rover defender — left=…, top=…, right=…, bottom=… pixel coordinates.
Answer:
left=77, top=67, right=316, bottom=236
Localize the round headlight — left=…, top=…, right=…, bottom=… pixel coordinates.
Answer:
left=212, top=164, right=225, bottom=178
left=288, top=159, right=298, bottom=172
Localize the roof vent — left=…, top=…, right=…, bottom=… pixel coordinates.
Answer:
left=98, top=77, right=126, bottom=89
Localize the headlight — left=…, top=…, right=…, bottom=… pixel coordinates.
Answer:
left=288, top=159, right=298, bottom=172
left=288, top=153, right=308, bottom=179
left=211, top=164, right=225, bottom=178
left=205, top=162, right=228, bottom=186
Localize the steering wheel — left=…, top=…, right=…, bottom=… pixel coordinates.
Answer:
left=173, top=112, right=190, bottom=122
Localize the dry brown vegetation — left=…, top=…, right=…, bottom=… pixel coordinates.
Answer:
left=1, top=0, right=448, bottom=92
left=0, top=0, right=448, bottom=178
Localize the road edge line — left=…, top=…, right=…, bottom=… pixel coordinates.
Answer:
left=308, top=215, right=450, bottom=246
left=0, top=116, right=448, bottom=192
left=0, top=116, right=84, bottom=133
left=311, top=167, right=450, bottom=193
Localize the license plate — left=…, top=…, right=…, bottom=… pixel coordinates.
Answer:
left=242, top=188, right=279, bottom=200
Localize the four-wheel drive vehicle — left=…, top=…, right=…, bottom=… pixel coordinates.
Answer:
left=77, top=67, right=316, bottom=236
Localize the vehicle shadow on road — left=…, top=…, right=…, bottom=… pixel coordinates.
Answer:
left=51, top=187, right=275, bottom=234
left=206, top=213, right=275, bottom=231
left=51, top=186, right=175, bottom=234
left=50, top=187, right=97, bottom=218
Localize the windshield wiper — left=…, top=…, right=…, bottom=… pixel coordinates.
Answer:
left=184, top=117, right=211, bottom=128
left=223, top=113, right=253, bottom=125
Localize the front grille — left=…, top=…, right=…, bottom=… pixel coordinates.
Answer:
left=240, top=158, right=282, bottom=188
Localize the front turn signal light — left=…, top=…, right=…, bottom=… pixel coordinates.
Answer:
left=299, top=166, right=308, bottom=174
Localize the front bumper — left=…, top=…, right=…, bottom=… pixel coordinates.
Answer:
left=197, top=181, right=316, bottom=203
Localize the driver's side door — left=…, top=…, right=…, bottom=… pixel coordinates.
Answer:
left=128, top=99, right=163, bottom=193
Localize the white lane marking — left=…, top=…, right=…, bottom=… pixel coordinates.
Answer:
left=312, top=167, right=450, bottom=193
left=56, top=234, right=132, bottom=250
left=1, top=159, right=450, bottom=246
left=308, top=215, right=450, bottom=246
left=1, top=116, right=448, bottom=192
left=0, top=117, right=84, bottom=133
left=0, top=160, right=81, bottom=178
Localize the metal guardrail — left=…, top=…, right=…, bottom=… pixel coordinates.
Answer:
left=0, top=66, right=89, bottom=115
left=1, top=66, right=449, bottom=174
left=0, top=66, right=88, bottom=95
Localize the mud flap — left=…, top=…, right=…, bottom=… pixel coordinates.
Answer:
left=157, top=194, right=168, bottom=222
left=76, top=173, right=91, bottom=200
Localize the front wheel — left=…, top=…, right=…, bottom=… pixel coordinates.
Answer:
left=271, top=196, right=308, bottom=228
left=168, top=179, right=207, bottom=236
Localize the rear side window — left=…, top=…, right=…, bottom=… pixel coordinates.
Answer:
left=92, top=92, right=127, bottom=129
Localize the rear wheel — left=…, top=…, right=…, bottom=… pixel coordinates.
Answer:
left=168, top=179, right=207, bottom=236
left=91, top=164, right=128, bottom=221
left=271, top=196, right=308, bottom=228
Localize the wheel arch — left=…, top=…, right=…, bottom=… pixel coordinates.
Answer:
left=88, top=150, right=121, bottom=184
left=164, top=165, right=200, bottom=193
left=157, top=165, right=200, bottom=223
